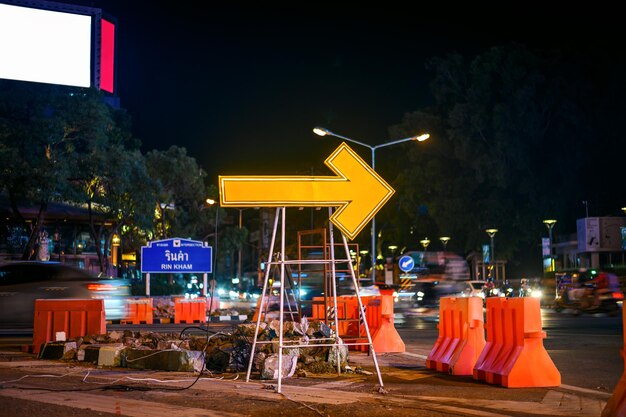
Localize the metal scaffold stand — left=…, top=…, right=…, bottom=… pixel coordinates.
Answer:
left=245, top=207, right=384, bottom=393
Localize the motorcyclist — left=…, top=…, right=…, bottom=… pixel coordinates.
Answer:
left=519, top=278, right=530, bottom=297
left=483, top=278, right=495, bottom=298
left=500, top=279, right=514, bottom=297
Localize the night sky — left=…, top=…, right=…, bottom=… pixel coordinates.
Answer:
left=49, top=2, right=619, bottom=184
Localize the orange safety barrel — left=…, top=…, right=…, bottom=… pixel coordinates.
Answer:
left=32, top=299, right=106, bottom=354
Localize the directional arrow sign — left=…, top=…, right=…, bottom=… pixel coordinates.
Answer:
left=219, top=142, right=395, bottom=240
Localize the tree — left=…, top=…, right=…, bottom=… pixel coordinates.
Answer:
left=145, top=146, right=215, bottom=240
left=0, top=81, right=117, bottom=259
left=388, top=44, right=593, bottom=275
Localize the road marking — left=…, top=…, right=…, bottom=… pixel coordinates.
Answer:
left=409, top=393, right=604, bottom=417
left=400, top=351, right=428, bottom=360
left=0, top=388, right=243, bottom=416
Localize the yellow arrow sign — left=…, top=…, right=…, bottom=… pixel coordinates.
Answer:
left=219, top=142, right=395, bottom=240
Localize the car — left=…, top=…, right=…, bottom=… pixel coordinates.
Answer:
left=0, top=261, right=131, bottom=329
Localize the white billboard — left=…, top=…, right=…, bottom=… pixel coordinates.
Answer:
left=577, top=217, right=626, bottom=252
left=0, top=3, right=92, bottom=88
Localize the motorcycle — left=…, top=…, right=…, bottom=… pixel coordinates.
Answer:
left=554, top=284, right=622, bottom=316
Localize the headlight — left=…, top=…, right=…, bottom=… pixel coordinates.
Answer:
left=531, top=289, right=542, bottom=298
left=417, top=291, right=425, bottom=297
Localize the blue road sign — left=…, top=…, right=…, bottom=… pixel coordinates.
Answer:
left=398, top=255, right=415, bottom=273
left=141, top=238, right=212, bottom=273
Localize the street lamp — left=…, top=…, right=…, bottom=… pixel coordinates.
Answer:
left=543, top=219, right=557, bottom=274
left=205, top=198, right=218, bottom=282
left=439, top=236, right=450, bottom=250
left=485, top=228, right=498, bottom=259
left=111, top=233, right=120, bottom=268
left=420, top=238, right=430, bottom=251
left=313, top=126, right=429, bottom=283
left=485, top=228, right=498, bottom=282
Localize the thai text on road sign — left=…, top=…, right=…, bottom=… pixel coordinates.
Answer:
left=219, top=142, right=395, bottom=240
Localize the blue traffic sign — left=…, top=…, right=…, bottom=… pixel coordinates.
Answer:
left=141, top=238, right=212, bottom=273
left=398, top=255, right=415, bottom=273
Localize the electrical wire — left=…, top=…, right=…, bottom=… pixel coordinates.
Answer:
left=0, top=325, right=239, bottom=393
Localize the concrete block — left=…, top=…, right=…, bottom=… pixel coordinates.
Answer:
left=97, top=344, right=126, bottom=367
left=125, top=349, right=204, bottom=372
left=39, top=341, right=77, bottom=360
left=77, top=343, right=124, bottom=364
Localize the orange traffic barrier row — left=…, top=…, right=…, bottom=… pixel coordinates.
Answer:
left=426, top=296, right=485, bottom=375
left=174, top=297, right=207, bottom=324
left=123, top=297, right=153, bottom=324
left=602, top=305, right=626, bottom=417
left=32, top=299, right=106, bottom=354
left=473, top=297, right=560, bottom=388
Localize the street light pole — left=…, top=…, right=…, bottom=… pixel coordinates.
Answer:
left=485, top=228, right=498, bottom=284
left=543, top=219, right=557, bottom=270
left=206, top=198, right=219, bottom=281
left=313, top=126, right=429, bottom=284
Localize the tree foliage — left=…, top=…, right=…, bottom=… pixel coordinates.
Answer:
left=388, top=44, right=597, bottom=275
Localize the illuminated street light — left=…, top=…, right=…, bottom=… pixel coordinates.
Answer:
left=313, top=126, right=429, bottom=283
left=485, top=228, right=498, bottom=282
left=420, top=237, right=430, bottom=251
left=485, top=228, right=498, bottom=257
left=543, top=219, right=557, bottom=296
left=205, top=198, right=218, bottom=295
left=439, top=236, right=450, bottom=250
left=111, top=233, right=120, bottom=267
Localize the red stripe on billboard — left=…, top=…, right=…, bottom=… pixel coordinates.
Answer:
left=100, top=18, right=115, bottom=93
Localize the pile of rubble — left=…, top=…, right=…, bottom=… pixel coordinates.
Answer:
left=38, top=318, right=360, bottom=379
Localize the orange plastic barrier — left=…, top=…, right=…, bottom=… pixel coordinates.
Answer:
left=426, top=296, right=485, bottom=375
left=473, top=297, right=560, bottom=388
left=371, top=289, right=405, bottom=353
left=32, top=299, right=106, bottom=354
left=602, top=305, right=626, bottom=417
left=174, top=297, right=207, bottom=324
left=123, top=298, right=153, bottom=324
left=311, top=296, right=355, bottom=336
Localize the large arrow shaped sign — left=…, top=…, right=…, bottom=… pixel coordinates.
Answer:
left=219, top=142, right=395, bottom=240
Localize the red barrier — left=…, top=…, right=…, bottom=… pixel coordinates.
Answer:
left=371, top=289, right=405, bottom=353
left=174, top=297, right=207, bottom=323
left=602, top=305, right=626, bottom=417
left=427, top=296, right=485, bottom=375
left=123, top=298, right=153, bottom=324
left=32, top=299, right=106, bottom=354
left=473, top=297, right=560, bottom=388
